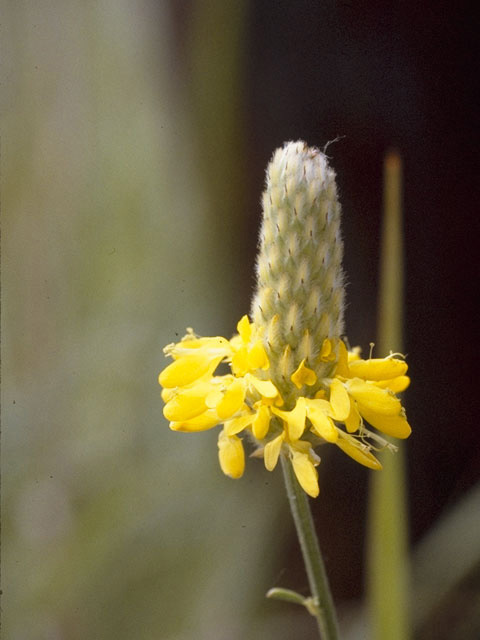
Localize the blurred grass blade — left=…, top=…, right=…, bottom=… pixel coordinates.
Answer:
left=366, top=150, right=410, bottom=640
left=188, top=1, right=249, bottom=316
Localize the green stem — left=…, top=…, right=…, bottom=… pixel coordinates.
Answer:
left=281, top=456, right=340, bottom=640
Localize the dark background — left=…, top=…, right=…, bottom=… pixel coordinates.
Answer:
left=174, top=0, right=478, bottom=604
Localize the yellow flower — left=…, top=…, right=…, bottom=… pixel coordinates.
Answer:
left=158, top=317, right=411, bottom=499
left=218, top=429, right=245, bottom=479
left=332, top=341, right=412, bottom=439
left=158, top=141, right=412, bottom=498
left=262, top=428, right=321, bottom=498
left=230, top=315, right=270, bottom=375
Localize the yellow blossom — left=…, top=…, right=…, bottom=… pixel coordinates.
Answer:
left=158, top=141, right=412, bottom=498
left=290, top=449, right=320, bottom=498
left=218, top=429, right=245, bottom=479
left=158, top=321, right=411, bottom=497
left=291, top=359, right=317, bottom=389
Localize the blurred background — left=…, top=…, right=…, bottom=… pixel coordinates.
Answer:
left=2, top=1, right=477, bottom=638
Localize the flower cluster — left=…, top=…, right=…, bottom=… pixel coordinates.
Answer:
left=158, top=140, right=411, bottom=497
left=159, top=315, right=410, bottom=498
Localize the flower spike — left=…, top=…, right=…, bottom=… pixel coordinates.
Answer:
left=158, top=141, right=411, bottom=497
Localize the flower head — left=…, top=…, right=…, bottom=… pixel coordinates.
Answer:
left=158, top=141, right=411, bottom=498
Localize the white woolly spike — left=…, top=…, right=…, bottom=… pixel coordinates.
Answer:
left=251, top=141, right=345, bottom=401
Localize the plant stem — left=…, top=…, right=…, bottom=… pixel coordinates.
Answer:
left=281, top=456, right=340, bottom=640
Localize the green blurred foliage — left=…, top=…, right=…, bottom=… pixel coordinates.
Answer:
left=1, top=2, right=307, bottom=638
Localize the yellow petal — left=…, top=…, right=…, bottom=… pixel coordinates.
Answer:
left=291, top=359, right=317, bottom=389
left=344, top=401, right=361, bottom=433
left=329, top=379, right=351, bottom=421
left=161, top=387, right=176, bottom=403
left=229, top=334, right=242, bottom=351
left=165, top=335, right=229, bottom=355
left=252, top=405, right=271, bottom=440
left=334, top=340, right=350, bottom=378
left=347, top=347, right=361, bottom=362
left=305, top=400, right=338, bottom=442
left=247, top=375, right=279, bottom=399
left=247, top=340, right=270, bottom=370
left=335, top=434, right=382, bottom=470
left=307, top=397, right=331, bottom=412
left=291, top=451, right=319, bottom=498
left=231, top=348, right=248, bottom=375
left=163, top=384, right=211, bottom=421
left=319, top=338, right=335, bottom=362
left=348, top=357, right=408, bottom=381
left=159, top=353, right=220, bottom=388
left=357, top=407, right=412, bottom=439
left=375, top=375, right=410, bottom=393
left=347, top=378, right=401, bottom=416
left=237, top=315, right=252, bottom=343
left=205, top=388, right=224, bottom=408
left=218, top=431, right=245, bottom=478
left=216, top=379, right=246, bottom=419
left=291, top=439, right=315, bottom=455
left=224, top=412, right=255, bottom=436
left=272, top=397, right=307, bottom=441
left=170, top=410, right=220, bottom=432
left=264, top=432, right=285, bottom=471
